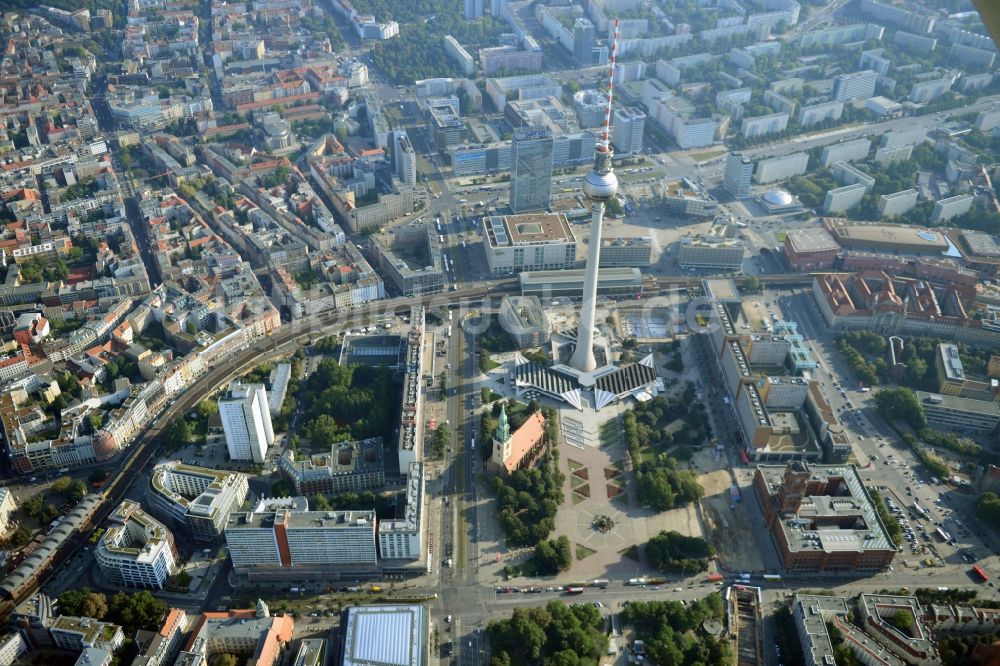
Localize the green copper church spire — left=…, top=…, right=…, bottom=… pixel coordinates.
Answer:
left=495, top=404, right=510, bottom=443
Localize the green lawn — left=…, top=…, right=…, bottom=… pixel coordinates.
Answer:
left=689, top=148, right=726, bottom=162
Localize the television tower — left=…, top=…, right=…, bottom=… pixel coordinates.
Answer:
left=569, top=20, right=620, bottom=374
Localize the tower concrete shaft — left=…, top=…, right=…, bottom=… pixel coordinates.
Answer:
left=568, top=199, right=606, bottom=372
left=569, top=147, right=617, bottom=373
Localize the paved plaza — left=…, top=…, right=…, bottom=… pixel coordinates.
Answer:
left=472, top=333, right=773, bottom=584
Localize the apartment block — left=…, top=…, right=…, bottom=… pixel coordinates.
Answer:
left=479, top=45, right=543, bottom=76
left=819, top=138, right=871, bottom=166
left=832, top=162, right=875, bottom=193
left=874, top=145, right=913, bottom=164
left=746, top=336, right=793, bottom=367
left=146, top=462, right=249, bottom=542
left=741, top=112, right=789, bottom=139
left=225, top=504, right=378, bottom=573
left=759, top=377, right=808, bottom=410
left=797, top=101, right=844, bottom=128
left=950, top=43, right=995, bottom=69
left=756, top=152, right=809, bottom=184
left=823, top=184, right=866, bottom=214
left=95, top=500, right=178, bottom=590
left=931, top=194, right=974, bottom=223
left=278, top=437, right=385, bottom=495
left=378, top=462, right=424, bottom=561
left=909, top=75, right=956, bottom=104
left=443, top=35, right=474, bottom=76
left=860, top=0, right=935, bottom=33
left=0, top=489, right=15, bottom=534
left=832, top=70, right=877, bottom=102
left=877, top=189, right=918, bottom=217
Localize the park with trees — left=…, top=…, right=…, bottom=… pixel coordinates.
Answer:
left=621, top=392, right=706, bottom=512
left=302, top=361, right=398, bottom=446
left=18, top=476, right=90, bottom=529
left=837, top=335, right=990, bottom=467
left=356, top=0, right=506, bottom=84
left=487, top=600, right=607, bottom=666
left=644, top=530, right=715, bottom=573
left=492, top=457, right=564, bottom=548
left=620, top=594, right=731, bottom=666
left=57, top=587, right=167, bottom=637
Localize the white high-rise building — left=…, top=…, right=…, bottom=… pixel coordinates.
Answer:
left=612, top=106, right=645, bottom=156
left=393, top=130, right=417, bottom=187
left=724, top=152, right=754, bottom=198
left=832, top=70, right=878, bottom=102
left=219, top=383, right=274, bottom=463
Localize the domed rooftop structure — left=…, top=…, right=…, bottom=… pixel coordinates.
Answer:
left=763, top=189, right=794, bottom=206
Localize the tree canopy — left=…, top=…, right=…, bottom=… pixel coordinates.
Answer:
left=58, top=588, right=167, bottom=636
left=645, top=530, right=715, bottom=573
left=621, top=594, right=730, bottom=666
left=622, top=396, right=706, bottom=512
left=976, top=492, right=1000, bottom=530
left=874, top=388, right=927, bottom=431
left=493, top=457, right=564, bottom=548
left=532, top=536, right=572, bottom=576
left=303, top=361, right=397, bottom=444
left=487, top=601, right=607, bottom=666
left=359, top=1, right=505, bottom=84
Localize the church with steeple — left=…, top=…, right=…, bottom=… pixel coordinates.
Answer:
left=489, top=404, right=547, bottom=477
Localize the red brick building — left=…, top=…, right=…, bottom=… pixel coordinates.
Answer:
left=753, top=462, right=896, bottom=571
left=783, top=228, right=840, bottom=271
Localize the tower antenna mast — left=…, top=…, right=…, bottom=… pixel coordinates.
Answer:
left=600, top=19, right=620, bottom=151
